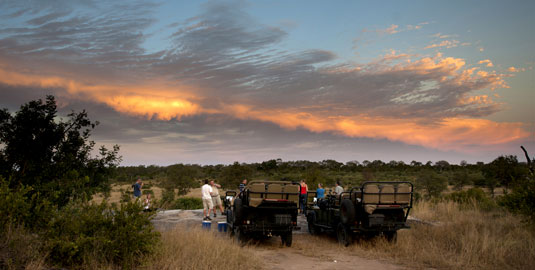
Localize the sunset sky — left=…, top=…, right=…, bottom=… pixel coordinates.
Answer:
left=1, top=0, right=533, bottom=165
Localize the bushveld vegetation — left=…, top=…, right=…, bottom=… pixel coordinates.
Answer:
left=0, top=96, right=157, bottom=269
left=1, top=96, right=534, bottom=269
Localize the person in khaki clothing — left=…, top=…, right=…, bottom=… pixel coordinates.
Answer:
left=210, top=180, right=224, bottom=218
left=201, top=179, right=214, bottom=221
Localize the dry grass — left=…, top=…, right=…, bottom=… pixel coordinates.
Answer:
left=292, top=201, right=535, bottom=270
left=144, top=226, right=259, bottom=270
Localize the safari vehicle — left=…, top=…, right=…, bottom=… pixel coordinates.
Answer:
left=224, top=181, right=300, bottom=246
left=306, top=181, right=413, bottom=246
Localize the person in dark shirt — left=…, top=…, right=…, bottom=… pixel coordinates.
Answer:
left=239, top=179, right=247, bottom=193
left=132, top=178, right=143, bottom=198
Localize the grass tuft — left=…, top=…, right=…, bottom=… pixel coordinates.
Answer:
left=145, top=226, right=259, bottom=270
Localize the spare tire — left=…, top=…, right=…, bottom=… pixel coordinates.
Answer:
left=340, top=199, right=356, bottom=225
left=233, top=198, right=243, bottom=224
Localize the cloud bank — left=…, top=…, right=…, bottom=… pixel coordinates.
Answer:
left=0, top=0, right=529, bottom=156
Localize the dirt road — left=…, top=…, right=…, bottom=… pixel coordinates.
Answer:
left=152, top=209, right=405, bottom=270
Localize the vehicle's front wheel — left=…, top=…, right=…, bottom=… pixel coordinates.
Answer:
left=337, top=223, right=352, bottom=247
left=306, top=212, right=318, bottom=235
left=281, top=232, right=293, bottom=247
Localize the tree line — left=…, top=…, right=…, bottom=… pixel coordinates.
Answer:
left=114, top=155, right=530, bottom=199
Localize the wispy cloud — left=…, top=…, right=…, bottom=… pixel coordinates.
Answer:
left=425, top=39, right=460, bottom=49
left=373, top=22, right=428, bottom=35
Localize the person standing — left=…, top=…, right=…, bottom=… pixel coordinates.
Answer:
left=239, top=179, right=247, bottom=193
left=132, top=178, right=143, bottom=198
left=210, top=180, right=224, bottom=218
left=334, top=180, right=344, bottom=196
left=299, top=179, right=308, bottom=214
left=316, top=183, right=325, bottom=199
left=201, top=179, right=214, bottom=221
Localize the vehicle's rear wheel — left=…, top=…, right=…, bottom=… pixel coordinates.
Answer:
left=306, top=212, right=317, bottom=235
left=337, top=223, right=352, bottom=247
left=235, top=228, right=247, bottom=246
left=340, top=199, right=356, bottom=225
left=384, top=231, right=397, bottom=243
left=233, top=198, right=243, bottom=224
left=281, top=232, right=293, bottom=247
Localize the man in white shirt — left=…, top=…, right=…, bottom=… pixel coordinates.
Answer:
left=201, top=179, right=214, bottom=221
left=334, top=180, right=344, bottom=196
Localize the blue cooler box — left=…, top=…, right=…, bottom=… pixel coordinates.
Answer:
left=217, top=222, right=227, bottom=232
left=202, top=221, right=211, bottom=229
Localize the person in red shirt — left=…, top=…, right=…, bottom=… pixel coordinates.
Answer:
left=299, top=179, right=308, bottom=214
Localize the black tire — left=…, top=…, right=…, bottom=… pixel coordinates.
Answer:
left=337, top=223, right=352, bottom=247
left=307, top=212, right=317, bottom=235
left=340, top=199, right=356, bottom=225
left=384, top=231, right=397, bottom=243
left=281, top=232, right=293, bottom=247
left=235, top=228, right=247, bottom=246
left=233, top=198, right=243, bottom=225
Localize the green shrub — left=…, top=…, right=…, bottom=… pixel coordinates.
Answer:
left=120, top=189, right=132, bottom=203
left=45, top=200, right=160, bottom=268
left=143, top=183, right=153, bottom=189
left=161, top=188, right=175, bottom=203
left=0, top=178, right=53, bottom=231
left=143, top=189, right=154, bottom=195
left=498, top=176, right=535, bottom=223
left=445, top=187, right=496, bottom=210
left=172, top=197, right=203, bottom=210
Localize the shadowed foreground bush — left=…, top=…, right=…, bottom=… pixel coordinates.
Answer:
left=0, top=179, right=160, bottom=269
left=46, top=201, right=159, bottom=268
left=146, top=226, right=259, bottom=270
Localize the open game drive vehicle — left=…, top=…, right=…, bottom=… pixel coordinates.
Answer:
left=306, top=181, right=413, bottom=246
left=224, top=180, right=300, bottom=246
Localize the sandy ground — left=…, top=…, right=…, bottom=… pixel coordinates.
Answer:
left=256, top=248, right=403, bottom=270
left=152, top=209, right=405, bottom=270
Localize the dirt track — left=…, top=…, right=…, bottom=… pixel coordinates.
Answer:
left=152, top=209, right=405, bottom=270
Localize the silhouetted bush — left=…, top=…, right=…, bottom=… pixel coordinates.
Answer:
left=445, top=187, right=497, bottom=211
left=172, top=197, right=203, bottom=210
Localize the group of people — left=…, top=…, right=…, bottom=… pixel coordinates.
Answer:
left=201, top=179, right=225, bottom=221
left=133, top=177, right=345, bottom=218
left=299, top=180, right=344, bottom=213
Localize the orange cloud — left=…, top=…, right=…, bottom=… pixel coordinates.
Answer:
left=0, top=65, right=202, bottom=120
left=224, top=105, right=528, bottom=152
left=0, top=58, right=527, bottom=152
left=508, top=66, right=525, bottom=72
left=478, top=59, right=494, bottom=67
